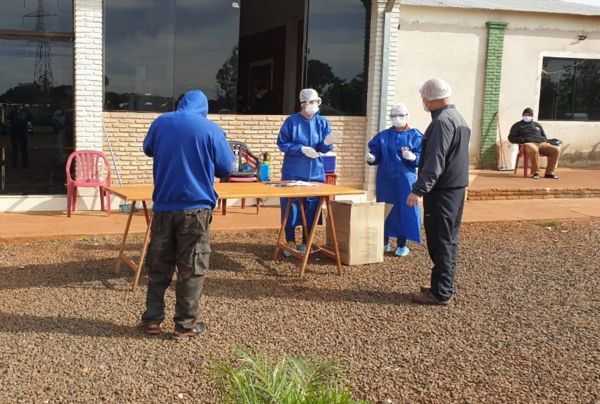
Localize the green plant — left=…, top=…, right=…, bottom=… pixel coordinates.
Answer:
left=210, top=349, right=369, bottom=404
left=539, top=220, right=559, bottom=227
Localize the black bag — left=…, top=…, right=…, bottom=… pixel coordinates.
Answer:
left=547, top=138, right=562, bottom=147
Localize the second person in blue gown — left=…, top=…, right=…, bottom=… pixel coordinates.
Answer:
left=365, top=102, right=423, bottom=256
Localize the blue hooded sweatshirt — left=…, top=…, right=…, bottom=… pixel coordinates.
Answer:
left=143, top=90, right=235, bottom=211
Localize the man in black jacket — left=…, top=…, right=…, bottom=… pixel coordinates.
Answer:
left=407, top=78, right=471, bottom=305
left=508, top=107, right=560, bottom=179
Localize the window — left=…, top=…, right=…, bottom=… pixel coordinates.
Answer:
left=0, top=1, right=74, bottom=195
left=0, top=0, right=73, bottom=33
left=539, top=57, right=600, bottom=121
left=104, top=0, right=370, bottom=116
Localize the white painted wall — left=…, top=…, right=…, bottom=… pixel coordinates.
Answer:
left=395, top=5, right=600, bottom=168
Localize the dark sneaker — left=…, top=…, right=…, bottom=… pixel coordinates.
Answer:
left=144, top=323, right=162, bottom=335
left=420, top=286, right=430, bottom=293
left=532, top=173, right=540, bottom=179
left=544, top=173, right=558, bottom=179
left=172, top=322, right=207, bottom=340
left=412, top=290, right=451, bottom=305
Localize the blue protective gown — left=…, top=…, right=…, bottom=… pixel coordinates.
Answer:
left=367, top=126, right=423, bottom=244
left=277, top=112, right=333, bottom=241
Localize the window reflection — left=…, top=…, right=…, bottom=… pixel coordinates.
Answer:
left=0, top=0, right=73, bottom=33
left=539, top=57, right=600, bottom=121
left=174, top=0, right=240, bottom=114
left=0, top=40, right=74, bottom=195
left=104, top=0, right=369, bottom=116
left=306, top=0, right=370, bottom=116
left=104, top=0, right=176, bottom=112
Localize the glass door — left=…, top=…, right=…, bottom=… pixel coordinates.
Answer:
left=0, top=39, right=74, bottom=195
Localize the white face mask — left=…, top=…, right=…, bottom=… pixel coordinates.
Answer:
left=522, top=116, right=533, bottom=123
left=305, top=104, right=319, bottom=116
left=422, top=100, right=430, bottom=112
left=392, top=117, right=406, bottom=128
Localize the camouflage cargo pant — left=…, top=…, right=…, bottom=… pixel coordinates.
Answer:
left=141, top=209, right=212, bottom=333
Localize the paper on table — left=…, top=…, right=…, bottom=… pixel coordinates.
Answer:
left=265, top=180, right=320, bottom=187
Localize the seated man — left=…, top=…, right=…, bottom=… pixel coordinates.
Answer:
left=508, top=107, right=560, bottom=179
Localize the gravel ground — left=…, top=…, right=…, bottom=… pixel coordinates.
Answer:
left=1, top=218, right=599, bottom=404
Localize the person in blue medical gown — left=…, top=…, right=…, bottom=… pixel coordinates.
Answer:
left=365, top=102, right=423, bottom=257
left=277, top=88, right=343, bottom=255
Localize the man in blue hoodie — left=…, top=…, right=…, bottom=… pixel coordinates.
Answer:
left=141, top=90, right=235, bottom=340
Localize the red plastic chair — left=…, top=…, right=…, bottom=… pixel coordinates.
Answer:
left=514, top=145, right=547, bottom=177
left=66, top=150, right=112, bottom=217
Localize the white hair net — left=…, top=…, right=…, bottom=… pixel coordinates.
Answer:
left=299, top=88, right=321, bottom=104
left=390, top=103, right=409, bottom=116
left=419, top=78, right=453, bottom=101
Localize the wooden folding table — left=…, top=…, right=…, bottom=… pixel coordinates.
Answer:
left=107, top=182, right=363, bottom=291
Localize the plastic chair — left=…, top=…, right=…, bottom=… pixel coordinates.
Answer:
left=66, top=150, right=112, bottom=217
left=217, top=141, right=261, bottom=215
left=514, top=145, right=547, bottom=178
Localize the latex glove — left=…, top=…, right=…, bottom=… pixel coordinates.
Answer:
left=301, top=146, right=320, bottom=159
left=324, top=132, right=343, bottom=146
left=402, top=148, right=416, bottom=161
left=364, top=152, right=375, bottom=163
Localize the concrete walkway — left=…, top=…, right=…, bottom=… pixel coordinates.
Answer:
left=1, top=197, right=599, bottom=243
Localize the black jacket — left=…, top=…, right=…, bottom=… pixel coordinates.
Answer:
left=412, top=105, right=471, bottom=196
left=508, top=120, right=547, bottom=144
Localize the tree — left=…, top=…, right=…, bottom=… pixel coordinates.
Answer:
left=214, top=45, right=239, bottom=113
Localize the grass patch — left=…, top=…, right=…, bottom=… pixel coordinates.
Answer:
left=210, top=348, right=369, bottom=404
left=539, top=220, right=559, bottom=227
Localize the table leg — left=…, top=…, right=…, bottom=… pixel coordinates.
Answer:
left=299, top=196, right=325, bottom=278
left=115, top=200, right=136, bottom=274
left=273, top=197, right=293, bottom=260
left=132, top=207, right=153, bottom=292
left=325, top=196, right=343, bottom=276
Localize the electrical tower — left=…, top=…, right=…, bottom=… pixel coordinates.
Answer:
left=23, top=0, right=57, bottom=91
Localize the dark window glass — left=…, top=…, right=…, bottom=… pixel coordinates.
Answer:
left=539, top=57, right=600, bottom=121
left=104, top=1, right=176, bottom=112
left=0, top=0, right=73, bottom=33
left=173, top=0, right=240, bottom=114
left=104, top=0, right=369, bottom=116
left=0, top=39, right=74, bottom=195
left=306, top=0, right=370, bottom=116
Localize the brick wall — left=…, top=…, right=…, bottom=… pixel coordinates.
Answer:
left=363, top=1, right=400, bottom=193
left=102, top=112, right=368, bottom=190
left=74, top=0, right=103, bottom=151
left=479, top=22, right=509, bottom=169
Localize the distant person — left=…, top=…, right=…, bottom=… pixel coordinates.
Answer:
left=407, top=78, right=471, bottom=305
left=141, top=89, right=235, bottom=340
left=5, top=104, right=33, bottom=167
left=277, top=88, right=342, bottom=255
left=508, top=107, right=560, bottom=179
left=252, top=83, right=278, bottom=114
left=365, top=102, right=423, bottom=256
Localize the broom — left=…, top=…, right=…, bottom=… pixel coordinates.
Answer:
left=495, top=112, right=513, bottom=171
left=102, top=121, right=138, bottom=213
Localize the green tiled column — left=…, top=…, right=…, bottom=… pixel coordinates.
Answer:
left=480, top=22, right=509, bottom=169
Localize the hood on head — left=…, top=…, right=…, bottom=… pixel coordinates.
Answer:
left=177, top=90, right=208, bottom=117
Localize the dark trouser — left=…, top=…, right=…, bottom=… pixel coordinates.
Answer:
left=423, top=187, right=466, bottom=302
left=141, top=209, right=212, bottom=333
left=281, top=197, right=320, bottom=244
left=11, top=132, right=29, bottom=166
left=384, top=237, right=407, bottom=248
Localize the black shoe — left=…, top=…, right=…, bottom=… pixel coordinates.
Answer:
left=532, top=173, right=540, bottom=179
left=172, top=322, right=207, bottom=340
left=544, top=174, right=558, bottom=179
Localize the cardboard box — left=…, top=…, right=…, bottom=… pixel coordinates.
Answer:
left=325, top=201, right=391, bottom=265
